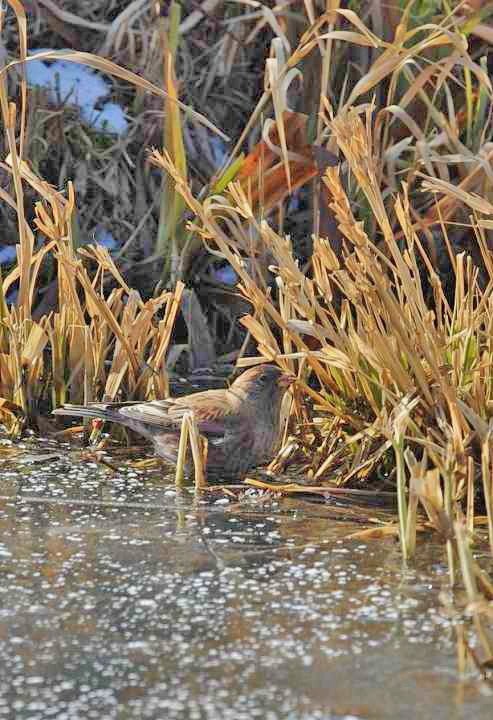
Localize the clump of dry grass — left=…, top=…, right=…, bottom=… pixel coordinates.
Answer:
left=0, top=3, right=195, bottom=434
left=159, top=111, right=493, bottom=670
left=150, top=0, right=493, bottom=668
left=0, top=168, right=183, bottom=435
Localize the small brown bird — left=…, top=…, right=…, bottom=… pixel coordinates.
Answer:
left=53, top=364, right=295, bottom=478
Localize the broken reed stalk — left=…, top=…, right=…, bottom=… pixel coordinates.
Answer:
left=404, top=451, right=419, bottom=561
left=174, top=411, right=207, bottom=490
left=175, top=414, right=189, bottom=488
left=393, top=430, right=409, bottom=561
left=187, top=412, right=207, bottom=490
left=454, top=520, right=493, bottom=672
left=481, top=439, right=493, bottom=559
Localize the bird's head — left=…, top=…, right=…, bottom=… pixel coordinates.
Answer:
left=231, top=364, right=295, bottom=406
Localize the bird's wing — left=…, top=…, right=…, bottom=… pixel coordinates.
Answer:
left=117, top=391, right=241, bottom=437
left=168, top=391, right=242, bottom=435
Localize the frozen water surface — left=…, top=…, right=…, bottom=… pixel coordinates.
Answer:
left=0, top=439, right=491, bottom=720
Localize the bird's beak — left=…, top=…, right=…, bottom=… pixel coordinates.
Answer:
left=278, top=372, right=296, bottom=388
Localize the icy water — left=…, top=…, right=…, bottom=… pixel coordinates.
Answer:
left=0, top=438, right=492, bottom=720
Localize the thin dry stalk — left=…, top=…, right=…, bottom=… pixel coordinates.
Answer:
left=186, top=412, right=207, bottom=490
left=175, top=414, right=190, bottom=488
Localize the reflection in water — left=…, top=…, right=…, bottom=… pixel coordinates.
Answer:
left=0, top=441, right=492, bottom=719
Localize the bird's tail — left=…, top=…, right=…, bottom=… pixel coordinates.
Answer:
left=52, top=402, right=137, bottom=423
